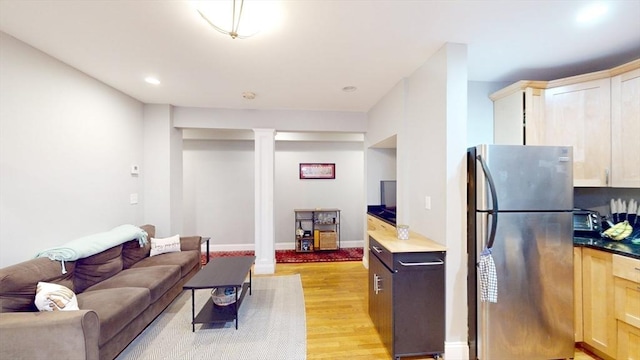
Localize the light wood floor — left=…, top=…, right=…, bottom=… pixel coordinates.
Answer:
left=262, top=261, right=598, bottom=360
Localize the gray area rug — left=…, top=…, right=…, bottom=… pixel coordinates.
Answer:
left=116, top=274, right=306, bottom=360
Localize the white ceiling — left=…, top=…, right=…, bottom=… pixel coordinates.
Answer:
left=1, top=0, right=639, bottom=113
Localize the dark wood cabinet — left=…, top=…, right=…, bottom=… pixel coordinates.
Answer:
left=368, top=236, right=445, bottom=359
left=369, top=252, right=393, bottom=351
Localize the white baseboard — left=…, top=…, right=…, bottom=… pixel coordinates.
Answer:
left=444, top=341, right=469, bottom=360
left=201, top=240, right=365, bottom=252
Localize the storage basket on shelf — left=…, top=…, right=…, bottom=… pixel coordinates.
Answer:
left=319, top=231, right=338, bottom=250
left=211, top=287, right=240, bottom=306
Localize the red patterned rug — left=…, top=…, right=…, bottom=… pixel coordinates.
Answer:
left=201, top=247, right=363, bottom=265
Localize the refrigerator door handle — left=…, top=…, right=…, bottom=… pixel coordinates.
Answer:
left=477, top=154, right=499, bottom=249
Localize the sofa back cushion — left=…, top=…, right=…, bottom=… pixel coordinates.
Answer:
left=74, top=245, right=123, bottom=293
left=122, top=224, right=154, bottom=269
left=0, top=258, right=76, bottom=312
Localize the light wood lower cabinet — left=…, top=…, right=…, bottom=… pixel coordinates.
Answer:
left=582, top=248, right=617, bottom=358
left=618, top=321, right=640, bottom=360
left=575, top=247, right=583, bottom=342
left=613, top=254, right=640, bottom=359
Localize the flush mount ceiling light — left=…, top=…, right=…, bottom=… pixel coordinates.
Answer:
left=192, top=0, right=282, bottom=40
left=242, top=91, right=256, bottom=100
left=145, top=77, right=160, bottom=85
left=576, top=3, right=609, bottom=24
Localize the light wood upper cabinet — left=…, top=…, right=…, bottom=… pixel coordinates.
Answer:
left=543, top=78, right=611, bottom=187
left=611, top=68, right=640, bottom=188
left=492, top=84, right=544, bottom=145
left=491, top=59, right=640, bottom=188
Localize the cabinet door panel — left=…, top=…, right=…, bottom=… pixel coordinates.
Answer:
left=575, top=247, right=583, bottom=342
left=617, top=321, right=640, bottom=360
left=611, top=68, right=640, bottom=188
left=369, top=253, right=393, bottom=354
left=583, top=248, right=617, bottom=358
left=544, top=78, right=611, bottom=186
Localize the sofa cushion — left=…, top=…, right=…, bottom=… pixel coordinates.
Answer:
left=0, top=257, right=76, bottom=312
left=139, top=224, right=155, bottom=239
left=74, top=245, right=123, bottom=293
left=131, top=250, right=200, bottom=278
left=83, top=265, right=181, bottom=303
left=122, top=224, right=155, bottom=269
left=122, top=239, right=151, bottom=269
left=76, top=287, right=150, bottom=347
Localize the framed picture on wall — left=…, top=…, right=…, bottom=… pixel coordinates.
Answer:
left=299, top=163, right=335, bottom=179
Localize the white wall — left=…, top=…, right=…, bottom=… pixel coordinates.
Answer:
left=467, top=81, right=511, bottom=147
left=183, top=139, right=255, bottom=248
left=402, top=43, right=468, bottom=357
left=366, top=148, right=397, bottom=205
left=275, top=140, right=364, bottom=248
left=182, top=138, right=365, bottom=251
left=0, top=32, right=144, bottom=267
left=369, top=43, right=470, bottom=358
left=142, top=104, right=184, bottom=237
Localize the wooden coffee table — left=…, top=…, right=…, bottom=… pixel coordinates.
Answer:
left=183, top=255, right=255, bottom=331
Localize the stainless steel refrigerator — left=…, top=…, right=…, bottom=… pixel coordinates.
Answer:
left=467, top=144, right=574, bottom=360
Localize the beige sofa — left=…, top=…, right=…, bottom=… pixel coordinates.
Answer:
left=0, top=225, right=201, bottom=360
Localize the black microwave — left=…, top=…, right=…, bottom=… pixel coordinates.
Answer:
left=573, top=209, right=601, bottom=237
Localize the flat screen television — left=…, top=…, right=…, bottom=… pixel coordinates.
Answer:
left=380, top=180, right=396, bottom=210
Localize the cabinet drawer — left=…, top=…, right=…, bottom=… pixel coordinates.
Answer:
left=367, top=215, right=395, bottom=232
left=370, top=237, right=394, bottom=270
left=613, top=255, right=640, bottom=283
left=615, top=276, right=640, bottom=328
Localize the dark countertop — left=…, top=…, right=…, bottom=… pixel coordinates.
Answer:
left=574, top=236, right=640, bottom=259
left=368, top=204, right=640, bottom=259
left=367, top=205, right=396, bottom=225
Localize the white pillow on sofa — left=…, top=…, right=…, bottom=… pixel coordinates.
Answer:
left=150, top=234, right=181, bottom=257
left=34, top=281, right=79, bottom=311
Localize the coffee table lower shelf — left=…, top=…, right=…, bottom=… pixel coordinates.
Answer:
left=191, top=282, right=250, bottom=331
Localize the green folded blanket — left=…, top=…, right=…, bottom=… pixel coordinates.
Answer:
left=36, top=224, right=148, bottom=273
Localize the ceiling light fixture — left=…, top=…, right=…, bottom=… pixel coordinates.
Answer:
left=145, top=77, right=160, bottom=85
left=242, top=91, right=256, bottom=100
left=576, top=3, right=609, bottom=24
left=192, top=0, right=282, bottom=40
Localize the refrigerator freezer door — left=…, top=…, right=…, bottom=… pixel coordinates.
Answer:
left=477, top=212, right=574, bottom=360
left=475, top=145, right=573, bottom=212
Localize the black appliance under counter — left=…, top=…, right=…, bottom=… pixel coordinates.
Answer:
left=367, top=229, right=446, bottom=360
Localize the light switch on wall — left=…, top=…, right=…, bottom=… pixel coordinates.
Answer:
left=130, top=165, right=139, bottom=175
left=425, top=196, right=431, bottom=210
left=130, top=193, right=138, bottom=204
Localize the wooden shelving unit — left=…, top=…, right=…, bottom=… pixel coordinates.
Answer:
left=294, top=208, right=340, bottom=252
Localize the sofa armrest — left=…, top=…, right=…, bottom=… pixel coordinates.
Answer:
left=180, top=235, right=202, bottom=252
left=0, top=310, right=100, bottom=360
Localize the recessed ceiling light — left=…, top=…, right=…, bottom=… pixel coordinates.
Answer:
left=145, top=77, right=161, bottom=85
left=342, top=86, right=357, bottom=92
left=576, top=3, right=608, bottom=24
